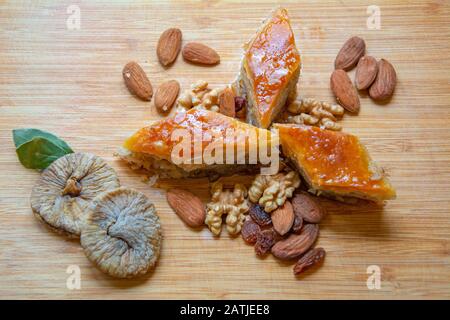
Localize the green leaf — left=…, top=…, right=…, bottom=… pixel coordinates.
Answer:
left=12, top=129, right=74, bottom=169
left=12, top=128, right=73, bottom=153
left=15, top=137, right=72, bottom=169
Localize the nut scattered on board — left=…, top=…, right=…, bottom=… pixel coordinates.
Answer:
left=293, top=247, right=326, bottom=275
left=80, top=187, right=162, bottom=278
left=291, top=192, right=325, bottom=223
left=334, top=36, right=366, bottom=71
left=182, top=42, right=220, bottom=65
left=30, top=152, right=120, bottom=237
left=369, top=58, right=397, bottom=101
left=271, top=201, right=295, bottom=236
left=166, top=188, right=205, bottom=228
left=248, top=171, right=300, bottom=212
left=176, top=80, right=221, bottom=112
left=157, top=28, right=182, bottom=67
left=271, top=223, right=319, bottom=260
left=286, top=97, right=344, bottom=131
left=355, top=55, right=378, bottom=90
left=154, top=80, right=180, bottom=114
left=219, top=87, right=236, bottom=117
left=122, top=61, right=153, bottom=101
left=205, top=182, right=249, bottom=236
left=330, top=69, right=360, bottom=113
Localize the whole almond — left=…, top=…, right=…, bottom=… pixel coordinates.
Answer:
left=219, top=87, right=236, bottom=117
left=369, top=59, right=397, bottom=101
left=271, top=224, right=319, bottom=260
left=355, top=56, right=378, bottom=90
left=154, top=80, right=180, bottom=114
left=335, top=36, right=366, bottom=71
left=157, top=28, right=182, bottom=67
left=122, top=62, right=153, bottom=101
left=182, top=42, right=220, bottom=65
left=330, top=69, right=360, bottom=113
left=166, top=188, right=205, bottom=228
left=271, top=201, right=295, bottom=236
left=292, top=192, right=325, bottom=223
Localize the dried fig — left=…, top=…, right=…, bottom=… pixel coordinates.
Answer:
left=81, top=187, right=162, bottom=278
left=30, top=153, right=120, bottom=237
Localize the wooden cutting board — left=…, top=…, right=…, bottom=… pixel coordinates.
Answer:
left=1, top=0, right=449, bottom=299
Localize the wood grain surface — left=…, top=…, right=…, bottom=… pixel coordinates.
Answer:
left=1, top=0, right=449, bottom=299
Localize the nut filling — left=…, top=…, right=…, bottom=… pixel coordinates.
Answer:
left=81, top=187, right=162, bottom=278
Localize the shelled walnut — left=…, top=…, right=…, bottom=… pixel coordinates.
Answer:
left=248, top=171, right=300, bottom=213
left=205, top=182, right=249, bottom=236
left=285, top=98, right=344, bottom=131
left=176, top=80, right=221, bottom=113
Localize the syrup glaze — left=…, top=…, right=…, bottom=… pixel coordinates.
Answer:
left=245, top=8, right=301, bottom=127
left=276, top=124, right=394, bottom=196
left=124, top=109, right=270, bottom=160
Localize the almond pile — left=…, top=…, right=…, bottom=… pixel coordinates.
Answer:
left=122, top=27, right=221, bottom=115
left=243, top=191, right=326, bottom=276
left=165, top=184, right=326, bottom=277
left=332, top=36, right=397, bottom=112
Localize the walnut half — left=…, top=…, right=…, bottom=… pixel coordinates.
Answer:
left=205, top=182, right=249, bottom=236
left=248, top=171, right=300, bottom=213
left=286, top=98, right=344, bottom=131
left=176, top=80, right=221, bottom=113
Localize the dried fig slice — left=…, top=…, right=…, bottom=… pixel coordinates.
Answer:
left=81, top=187, right=162, bottom=278
left=30, top=153, right=120, bottom=237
